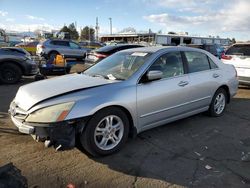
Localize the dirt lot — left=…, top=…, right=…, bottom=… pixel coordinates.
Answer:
left=0, top=69, right=250, bottom=188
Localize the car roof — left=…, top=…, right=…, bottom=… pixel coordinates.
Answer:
left=1, top=47, right=27, bottom=51
left=0, top=47, right=30, bottom=54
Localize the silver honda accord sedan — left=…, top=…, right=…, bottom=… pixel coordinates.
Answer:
left=9, top=46, right=238, bottom=156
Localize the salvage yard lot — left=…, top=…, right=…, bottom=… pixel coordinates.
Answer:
left=0, top=73, right=250, bottom=187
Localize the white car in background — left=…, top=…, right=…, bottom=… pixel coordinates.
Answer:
left=222, top=43, right=250, bottom=85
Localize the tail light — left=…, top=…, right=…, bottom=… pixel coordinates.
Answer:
left=95, top=53, right=108, bottom=58
left=221, top=53, right=232, bottom=60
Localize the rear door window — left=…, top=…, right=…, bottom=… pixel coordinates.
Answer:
left=69, top=42, right=80, bottom=49
left=184, top=51, right=210, bottom=73
left=226, top=45, right=250, bottom=56
left=51, top=40, right=69, bottom=46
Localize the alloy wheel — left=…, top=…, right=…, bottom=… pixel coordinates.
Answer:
left=214, top=93, right=226, bottom=115
left=94, top=115, right=124, bottom=151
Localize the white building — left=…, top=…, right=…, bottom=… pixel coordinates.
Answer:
left=156, top=34, right=230, bottom=46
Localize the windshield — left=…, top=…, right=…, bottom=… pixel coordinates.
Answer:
left=84, top=51, right=151, bottom=80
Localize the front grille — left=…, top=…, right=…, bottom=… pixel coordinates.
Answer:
left=9, top=102, right=28, bottom=120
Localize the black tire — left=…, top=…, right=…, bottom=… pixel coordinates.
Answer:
left=0, top=63, right=22, bottom=84
left=83, top=53, right=86, bottom=59
left=76, top=54, right=86, bottom=62
left=209, top=88, right=227, bottom=117
left=49, top=51, right=59, bottom=61
left=80, top=107, right=129, bottom=156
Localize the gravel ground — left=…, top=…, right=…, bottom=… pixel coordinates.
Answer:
left=0, top=68, right=250, bottom=188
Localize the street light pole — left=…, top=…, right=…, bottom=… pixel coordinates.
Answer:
left=109, top=17, right=112, bottom=35
left=88, top=26, right=91, bottom=42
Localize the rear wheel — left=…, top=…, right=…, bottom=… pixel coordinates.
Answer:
left=80, top=107, right=129, bottom=156
left=0, top=63, right=22, bottom=84
left=209, top=88, right=227, bottom=117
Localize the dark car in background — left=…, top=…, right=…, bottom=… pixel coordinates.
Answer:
left=15, top=41, right=39, bottom=55
left=0, top=47, right=38, bottom=84
left=187, top=44, right=224, bottom=58
left=86, top=44, right=144, bottom=64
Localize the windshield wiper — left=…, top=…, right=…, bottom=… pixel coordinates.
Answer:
left=113, top=77, right=125, bottom=80
left=92, top=74, right=109, bottom=79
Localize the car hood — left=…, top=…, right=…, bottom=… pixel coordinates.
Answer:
left=14, top=73, right=117, bottom=111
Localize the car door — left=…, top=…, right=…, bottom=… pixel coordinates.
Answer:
left=53, top=40, right=70, bottom=56
left=182, top=50, right=221, bottom=111
left=69, top=41, right=83, bottom=57
left=136, top=51, right=192, bottom=130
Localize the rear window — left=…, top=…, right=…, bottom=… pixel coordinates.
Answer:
left=226, top=45, right=250, bottom=56
left=26, top=41, right=39, bottom=47
left=96, top=45, right=142, bottom=53
left=96, top=45, right=121, bottom=53
left=204, top=45, right=217, bottom=55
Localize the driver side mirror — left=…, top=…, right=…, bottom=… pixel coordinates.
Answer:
left=146, top=70, right=163, bottom=81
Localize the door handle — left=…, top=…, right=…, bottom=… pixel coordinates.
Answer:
left=178, top=81, right=189, bottom=87
left=213, top=73, right=220, bottom=78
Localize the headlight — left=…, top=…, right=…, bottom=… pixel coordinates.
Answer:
left=26, top=102, right=75, bottom=123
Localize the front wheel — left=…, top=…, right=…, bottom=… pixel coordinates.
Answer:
left=80, top=107, right=129, bottom=156
left=0, top=63, right=22, bottom=84
left=209, top=88, right=227, bottom=117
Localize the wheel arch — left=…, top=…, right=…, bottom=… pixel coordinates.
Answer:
left=48, top=50, right=60, bottom=57
left=84, top=105, right=137, bottom=138
left=217, top=85, right=230, bottom=103
left=0, top=60, right=24, bottom=74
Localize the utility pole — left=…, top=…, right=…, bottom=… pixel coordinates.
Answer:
left=109, top=17, right=112, bottom=35
left=95, top=17, right=99, bottom=41
left=88, top=26, right=91, bottom=42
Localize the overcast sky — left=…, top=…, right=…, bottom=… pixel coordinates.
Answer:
left=0, top=0, right=249, bottom=41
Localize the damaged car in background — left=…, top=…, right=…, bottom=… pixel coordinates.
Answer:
left=9, top=46, right=238, bottom=156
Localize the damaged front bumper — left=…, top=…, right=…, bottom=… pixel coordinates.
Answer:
left=10, top=114, right=88, bottom=150
left=11, top=115, right=35, bottom=134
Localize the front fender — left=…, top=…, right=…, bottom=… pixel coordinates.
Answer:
left=66, top=85, right=137, bottom=128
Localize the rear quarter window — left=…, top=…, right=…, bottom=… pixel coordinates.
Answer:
left=208, top=57, right=218, bottom=69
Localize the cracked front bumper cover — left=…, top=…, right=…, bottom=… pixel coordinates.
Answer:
left=10, top=114, right=88, bottom=150
left=11, top=115, right=34, bottom=134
